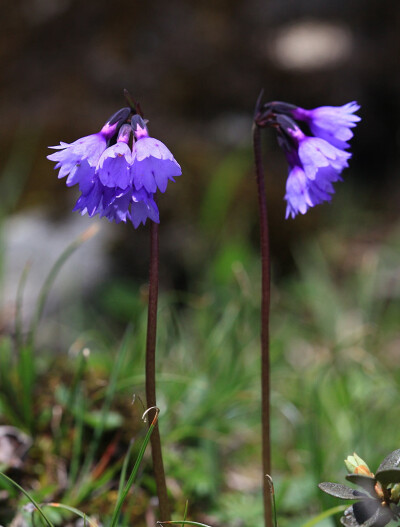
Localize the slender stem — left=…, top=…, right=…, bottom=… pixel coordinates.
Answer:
left=252, top=123, right=272, bottom=527
left=145, top=220, right=171, bottom=521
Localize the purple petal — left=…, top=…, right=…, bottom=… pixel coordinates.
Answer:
left=133, top=137, right=176, bottom=161
left=131, top=156, right=181, bottom=193
left=293, top=102, right=361, bottom=150
left=299, top=137, right=351, bottom=180
left=48, top=133, right=108, bottom=180
left=73, top=180, right=103, bottom=217
left=66, top=160, right=96, bottom=194
left=97, top=143, right=133, bottom=189
left=130, top=189, right=160, bottom=227
left=284, top=166, right=313, bottom=218
left=130, top=157, right=157, bottom=193
left=100, top=191, right=132, bottom=224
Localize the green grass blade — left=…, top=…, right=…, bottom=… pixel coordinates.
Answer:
left=68, top=384, right=86, bottom=485
left=15, top=261, right=31, bottom=349
left=80, top=326, right=133, bottom=479
left=55, top=348, right=88, bottom=457
left=158, top=522, right=213, bottom=527
left=27, top=224, right=100, bottom=348
left=266, top=475, right=277, bottom=527
left=301, top=505, right=347, bottom=527
left=0, top=471, right=54, bottom=527
left=17, top=345, right=36, bottom=431
left=42, top=503, right=98, bottom=527
left=0, top=337, right=23, bottom=427
left=14, top=263, right=36, bottom=430
left=181, top=500, right=189, bottom=527
left=110, top=407, right=160, bottom=527
left=117, top=439, right=135, bottom=503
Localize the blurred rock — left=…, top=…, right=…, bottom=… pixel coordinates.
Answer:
left=1, top=209, right=112, bottom=326
left=0, top=426, right=32, bottom=469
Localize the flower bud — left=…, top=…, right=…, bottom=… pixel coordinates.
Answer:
left=344, top=453, right=373, bottom=476
left=131, top=114, right=149, bottom=139
left=107, top=107, right=132, bottom=126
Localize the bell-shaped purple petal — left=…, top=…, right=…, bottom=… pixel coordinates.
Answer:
left=100, top=190, right=132, bottom=224
left=65, top=160, right=96, bottom=194
left=131, top=188, right=160, bottom=228
left=131, top=137, right=181, bottom=193
left=293, top=102, right=361, bottom=149
left=47, top=127, right=116, bottom=181
left=285, top=163, right=339, bottom=219
left=298, top=137, right=351, bottom=181
left=73, top=179, right=103, bottom=217
left=101, top=186, right=127, bottom=209
left=97, top=142, right=133, bottom=189
left=307, top=178, right=333, bottom=206
left=285, top=166, right=314, bottom=218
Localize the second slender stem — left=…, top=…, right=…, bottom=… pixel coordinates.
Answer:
left=145, top=220, right=171, bottom=521
left=252, top=123, right=272, bottom=527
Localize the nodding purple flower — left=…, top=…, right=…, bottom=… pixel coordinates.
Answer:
left=47, top=123, right=115, bottom=184
left=97, top=125, right=133, bottom=190
left=256, top=100, right=360, bottom=218
left=292, top=102, right=361, bottom=150
left=130, top=116, right=182, bottom=194
left=47, top=107, right=180, bottom=228
left=283, top=122, right=351, bottom=218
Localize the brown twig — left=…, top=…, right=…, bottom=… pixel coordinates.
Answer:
left=145, top=220, right=170, bottom=520
left=252, top=123, right=272, bottom=527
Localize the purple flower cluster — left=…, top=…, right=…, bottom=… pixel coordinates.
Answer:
left=258, top=101, right=361, bottom=218
left=48, top=109, right=181, bottom=228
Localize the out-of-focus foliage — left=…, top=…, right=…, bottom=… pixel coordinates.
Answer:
left=1, top=211, right=400, bottom=526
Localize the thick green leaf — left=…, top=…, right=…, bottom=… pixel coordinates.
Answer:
left=340, top=501, right=392, bottom=527
left=346, top=475, right=377, bottom=496
left=377, top=450, right=400, bottom=472
left=319, top=482, right=367, bottom=500
left=375, top=468, right=400, bottom=485
left=341, top=500, right=395, bottom=527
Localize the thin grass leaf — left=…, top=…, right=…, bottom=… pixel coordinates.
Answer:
left=27, top=224, right=100, bottom=348
left=42, top=503, right=98, bottom=527
left=0, top=471, right=54, bottom=527
left=0, top=337, right=23, bottom=427
left=13, top=264, right=36, bottom=430
left=110, top=407, right=159, bottom=527
left=68, top=384, right=86, bottom=485
left=18, top=345, right=36, bottom=430
left=182, top=500, right=189, bottom=527
left=15, top=261, right=31, bottom=350
left=55, top=348, right=88, bottom=456
left=266, top=475, right=277, bottom=527
left=67, top=459, right=123, bottom=506
left=301, top=505, right=347, bottom=527
left=158, top=522, right=213, bottom=527
left=79, top=326, right=133, bottom=479
left=117, top=439, right=135, bottom=503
